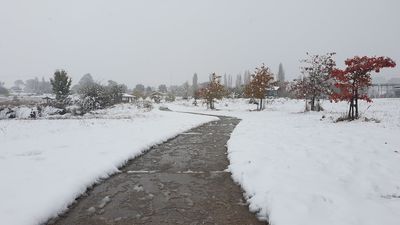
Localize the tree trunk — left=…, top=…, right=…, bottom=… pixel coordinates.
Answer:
left=348, top=99, right=352, bottom=119
left=348, top=81, right=357, bottom=120
left=304, top=98, right=309, bottom=111
left=310, top=96, right=315, bottom=111
left=355, top=90, right=359, bottom=119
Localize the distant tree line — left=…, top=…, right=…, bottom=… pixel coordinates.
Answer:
left=0, top=81, right=9, bottom=95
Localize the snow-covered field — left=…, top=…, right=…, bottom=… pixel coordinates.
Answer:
left=167, top=98, right=400, bottom=225
left=2, top=98, right=399, bottom=225
left=0, top=104, right=217, bottom=225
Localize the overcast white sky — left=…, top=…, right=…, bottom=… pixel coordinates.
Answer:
left=0, top=0, right=399, bottom=87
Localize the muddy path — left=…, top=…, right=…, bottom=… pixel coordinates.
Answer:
left=48, top=115, right=266, bottom=225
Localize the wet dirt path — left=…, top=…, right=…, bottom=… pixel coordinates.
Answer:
left=48, top=115, right=265, bottom=225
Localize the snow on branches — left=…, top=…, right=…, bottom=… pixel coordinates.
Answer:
left=244, top=64, right=274, bottom=111
left=198, top=73, right=226, bottom=109
left=291, top=52, right=336, bottom=111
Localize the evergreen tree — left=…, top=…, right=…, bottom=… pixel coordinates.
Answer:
left=276, top=63, right=289, bottom=97
left=224, top=74, right=228, bottom=87
left=72, top=73, right=94, bottom=93
left=228, top=74, right=233, bottom=88
left=0, top=81, right=9, bottom=95
left=79, top=74, right=94, bottom=87
left=14, top=80, right=24, bottom=90
left=24, top=77, right=40, bottom=93
left=235, top=74, right=242, bottom=88
left=192, top=73, right=198, bottom=96
left=277, top=63, right=285, bottom=82
left=158, top=84, right=168, bottom=93
left=133, top=84, right=145, bottom=98
left=50, top=70, right=72, bottom=101
left=145, top=86, right=153, bottom=97
left=181, top=81, right=190, bottom=99
left=40, top=77, right=52, bottom=93
left=107, top=80, right=127, bottom=104
left=243, top=70, right=251, bottom=85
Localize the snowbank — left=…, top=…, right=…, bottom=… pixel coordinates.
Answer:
left=0, top=107, right=217, bottom=225
left=167, top=98, right=400, bottom=225
left=0, top=106, right=64, bottom=119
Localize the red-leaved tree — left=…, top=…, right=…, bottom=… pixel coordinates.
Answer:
left=330, top=56, right=396, bottom=120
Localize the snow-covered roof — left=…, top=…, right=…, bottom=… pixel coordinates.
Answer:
left=267, top=86, right=280, bottom=91
left=151, top=91, right=165, bottom=96
left=122, top=93, right=134, bottom=98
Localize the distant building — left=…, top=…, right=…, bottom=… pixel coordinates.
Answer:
left=266, top=86, right=279, bottom=97
left=42, top=96, right=54, bottom=105
left=10, top=86, right=23, bottom=93
left=370, top=82, right=400, bottom=98
left=150, top=91, right=164, bottom=103
left=388, top=77, right=400, bottom=84
left=121, top=93, right=135, bottom=103
left=394, top=85, right=400, bottom=97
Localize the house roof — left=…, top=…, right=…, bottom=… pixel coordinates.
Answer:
left=122, top=93, right=134, bottom=98
left=267, top=86, right=280, bottom=91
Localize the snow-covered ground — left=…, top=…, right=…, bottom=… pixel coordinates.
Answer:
left=167, top=98, right=400, bottom=225
left=0, top=104, right=217, bottom=225
left=2, top=99, right=399, bottom=225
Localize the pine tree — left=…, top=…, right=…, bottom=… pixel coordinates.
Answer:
left=50, top=70, right=72, bottom=102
